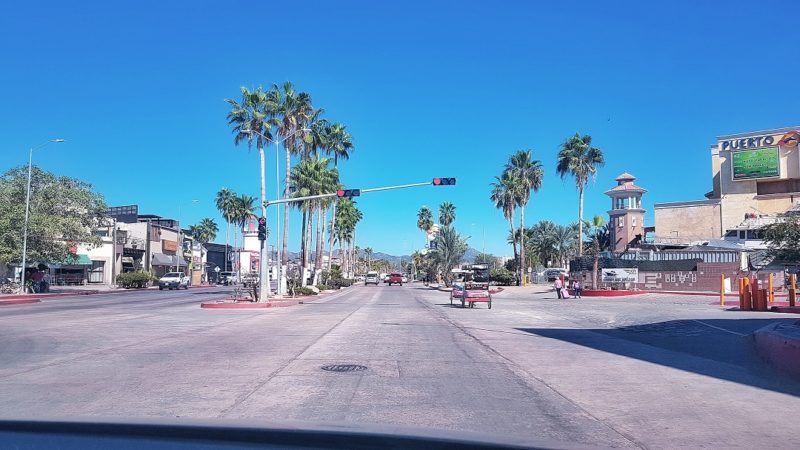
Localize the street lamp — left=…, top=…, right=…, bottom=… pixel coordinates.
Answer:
left=19, top=138, right=66, bottom=294
left=241, top=127, right=310, bottom=299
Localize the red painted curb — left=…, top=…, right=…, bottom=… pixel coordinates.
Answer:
left=0, top=298, right=42, bottom=306
left=753, top=323, right=800, bottom=377
left=577, top=290, right=643, bottom=297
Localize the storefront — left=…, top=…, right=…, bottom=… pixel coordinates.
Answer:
left=151, top=253, right=188, bottom=277
left=655, top=126, right=800, bottom=243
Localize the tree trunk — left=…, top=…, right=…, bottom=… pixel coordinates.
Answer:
left=578, top=186, right=585, bottom=256
left=282, top=146, right=290, bottom=268
left=327, top=201, right=337, bottom=270
left=315, top=204, right=324, bottom=271
left=519, top=206, right=525, bottom=286
left=305, top=206, right=313, bottom=284
left=592, top=237, right=600, bottom=289
left=300, top=208, right=308, bottom=268
left=508, top=216, right=518, bottom=270
left=224, top=221, right=230, bottom=272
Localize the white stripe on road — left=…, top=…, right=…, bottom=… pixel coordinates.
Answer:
left=692, top=319, right=749, bottom=337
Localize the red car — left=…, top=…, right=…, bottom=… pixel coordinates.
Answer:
left=388, top=273, right=403, bottom=286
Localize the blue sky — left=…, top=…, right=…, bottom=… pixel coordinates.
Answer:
left=2, top=0, right=799, bottom=256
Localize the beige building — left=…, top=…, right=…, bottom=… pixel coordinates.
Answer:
left=655, top=126, right=800, bottom=243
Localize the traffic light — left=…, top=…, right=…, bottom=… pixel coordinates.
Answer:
left=336, top=189, right=361, bottom=198
left=432, top=177, right=456, bottom=186
left=257, top=216, right=267, bottom=241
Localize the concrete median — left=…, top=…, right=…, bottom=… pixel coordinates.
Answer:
left=753, top=320, right=800, bottom=378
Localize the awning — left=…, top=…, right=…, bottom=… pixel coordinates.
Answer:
left=62, top=254, right=92, bottom=265
left=152, top=253, right=188, bottom=267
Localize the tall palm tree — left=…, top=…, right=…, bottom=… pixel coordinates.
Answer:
left=323, top=122, right=354, bottom=270
left=586, top=215, right=606, bottom=289
left=431, top=226, right=468, bottom=286
left=188, top=218, right=218, bottom=283
left=439, top=202, right=456, bottom=227
left=491, top=171, right=518, bottom=269
left=215, top=188, right=236, bottom=271
left=504, top=150, right=544, bottom=284
left=229, top=194, right=256, bottom=277
left=364, top=247, right=374, bottom=270
left=417, top=206, right=434, bottom=247
left=556, top=133, right=605, bottom=256
left=268, top=82, right=314, bottom=272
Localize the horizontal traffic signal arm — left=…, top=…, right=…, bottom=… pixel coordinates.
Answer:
left=263, top=178, right=457, bottom=207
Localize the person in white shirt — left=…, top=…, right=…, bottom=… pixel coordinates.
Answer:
left=554, top=277, right=563, bottom=299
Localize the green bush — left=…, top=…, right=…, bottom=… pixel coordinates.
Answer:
left=316, top=284, right=330, bottom=291
left=294, top=286, right=318, bottom=296
left=117, top=271, right=152, bottom=288
left=490, top=268, right=516, bottom=286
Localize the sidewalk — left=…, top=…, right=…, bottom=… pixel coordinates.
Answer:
left=0, top=283, right=220, bottom=304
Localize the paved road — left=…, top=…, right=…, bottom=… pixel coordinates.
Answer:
left=1, top=284, right=799, bottom=448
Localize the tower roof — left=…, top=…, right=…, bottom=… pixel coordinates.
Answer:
left=615, top=172, right=636, bottom=182
left=605, top=184, right=647, bottom=195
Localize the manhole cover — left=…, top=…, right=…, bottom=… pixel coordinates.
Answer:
left=321, top=364, right=367, bottom=373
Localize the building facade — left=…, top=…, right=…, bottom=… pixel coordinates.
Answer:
left=655, top=126, right=800, bottom=243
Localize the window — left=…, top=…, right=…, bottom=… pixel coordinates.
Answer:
left=632, top=217, right=637, bottom=227
left=618, top=216, right=624, bottom=227
left=88, top=261, right=104, bottom=283
left=725, top=230, right=738, bottom=238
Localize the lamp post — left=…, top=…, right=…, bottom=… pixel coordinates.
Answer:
left=241, top=127, right=309, bottom=300
left=176, top=199, right=198, bottom=274
left=19, top=138, right=65, bottom=294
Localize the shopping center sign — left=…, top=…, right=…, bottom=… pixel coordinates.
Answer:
left=731, top=147, right=780, bottom=180
left=721, top=130, right=799, bottom=151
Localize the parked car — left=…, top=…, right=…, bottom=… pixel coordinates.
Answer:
left=218, top=271, right=238, bottom=285
left=365, top=271, right=380, bottom=286
left=158, top=272, right=189, bottom=290
left=401, top=275, right=408, bottom=283
left=380, top=273, right=389, bottom=283
left=388, top=273, right=403, bottom=286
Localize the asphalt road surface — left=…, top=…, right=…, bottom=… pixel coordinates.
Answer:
left=1, top=284, right=799, bottom=448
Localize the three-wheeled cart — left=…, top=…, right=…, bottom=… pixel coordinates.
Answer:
left=450, top=264, right=492, bottom=309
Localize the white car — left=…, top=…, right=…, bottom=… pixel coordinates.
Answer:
left=365, top=271, right=380, bottom=286
left=158, top=272, right=190, bottom=290
left=401, top=275, right=408, bottom=283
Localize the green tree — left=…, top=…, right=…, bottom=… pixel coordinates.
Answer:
left=439, top=202, right=456, bottom=227
left=322, top=122, right=354, bottom=270
left=364, top=247, right=374, bottom=270
left=505, top=150, right=544, bottom=284
left=491, top=171, right=519, bottom=273
left=585, top=215, right=606, bottom=289
left=268, top=82, right=314, bottom=270
left=188, top=218, right=218, bottom=282
left=0, top=165, right=106, bottom=266
left=431, top=226, right=468, bottom=286
left=556, top=133, right=605, bottom=256
left=763, top=217, right=800, bottom=262
left=473, top=252, right=496, bottom=267
left=214, top=188, right=236, bottom=271
left=417, top=206, right=434, bottom=247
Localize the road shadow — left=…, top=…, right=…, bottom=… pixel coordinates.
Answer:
left=516, top=318, right=800, bottom=397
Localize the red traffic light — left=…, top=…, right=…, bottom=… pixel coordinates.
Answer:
left=432, top=177, right=456, bottom=186
left=337, top=189, right=361, bottom=198
left=257, top=217, right=267, bottom=225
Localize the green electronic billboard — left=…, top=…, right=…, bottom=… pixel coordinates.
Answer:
left=731, top=147, right=779, bottom=180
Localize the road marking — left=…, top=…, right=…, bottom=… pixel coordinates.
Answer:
left=692, top=319, right=748, bottom=337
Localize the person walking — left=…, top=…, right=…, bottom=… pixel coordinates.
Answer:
left=554, top=276, right=563, bottom=299
left=573, top=280, right=582, bottom=298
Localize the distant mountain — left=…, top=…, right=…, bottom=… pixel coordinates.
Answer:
left=306, top=247, right=483, bottom=268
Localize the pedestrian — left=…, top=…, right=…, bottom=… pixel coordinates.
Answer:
left=31, top=269, right=44, bottom=293
left=554, top=276, right=563, bottom=299
left=573, top=280, right=582, bottom=298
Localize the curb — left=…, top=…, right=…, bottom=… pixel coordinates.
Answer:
left=0, top=298, right=42, bottom=306
left=753, top=320, right=800, bottom=377
left=201, top=286, right=352, bottom=309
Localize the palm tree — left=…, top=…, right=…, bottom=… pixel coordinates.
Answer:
left=417, top=206, right=434, bottom=247
left=504, top=150, right=544, bottom=285
left=439, top=202, right=456, bottom=227
left=552, top=223, right=578, bottom=268
left=229, top=194, right=256, bottom=278
left=491, top=171, right=518, bottom=271
left=323, top=122, right=354, bottom=270
left=556, top=133, right=605, bottom=256
left=334, top=198, right=362, bottom=276
left=268, top=81, right=314, bottom=272
left=431, top=226, right=468, bottom=286
left=364, top=247, right=374, bottom=271
left=188, top=218, right=218, bottom=283
left=214, top=188, right=236, bottom=271
left=585, top=215, right=606, bottom=289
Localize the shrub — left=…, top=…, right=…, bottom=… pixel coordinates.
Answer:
left=490, top=268, right=516, bottom=286
left=316, top=284, right=330, bottom=291
left=117, top=271, right=152, bottom=288
left=294, top=286, right=318, bottom=296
